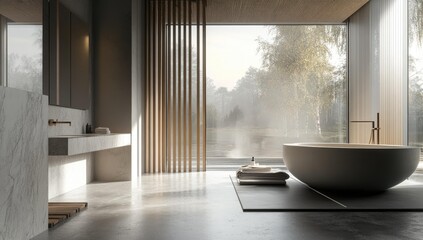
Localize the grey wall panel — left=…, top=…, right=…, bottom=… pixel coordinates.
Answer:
left=131, top=0, right=146, bottom=178
left=61, top=0, right=91, bottom=24
left=93, top=0, right=131, bottom=134
left=93, top=0, right=132, bottom=181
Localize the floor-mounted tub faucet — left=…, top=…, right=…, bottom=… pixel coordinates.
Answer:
left=350, top=113, right=380, bottom=144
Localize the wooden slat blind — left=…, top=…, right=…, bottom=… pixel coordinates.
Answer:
left=145, top=0, right=207, bottom=173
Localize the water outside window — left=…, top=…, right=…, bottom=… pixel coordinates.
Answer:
left=206, top=25, right=348, bottom=168
left=7, top=24, right=42, bottom=93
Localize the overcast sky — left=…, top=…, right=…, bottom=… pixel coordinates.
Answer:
left=8, top=25, right=42, bottom=59
left=207, top=26, right=272, bottom=91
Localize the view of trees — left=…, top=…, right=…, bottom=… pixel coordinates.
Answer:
left=409, top=0, right=423, bottom=146
left=206, top=25, right=347, bottom=159
left=7, top=25, right=42, bottom=94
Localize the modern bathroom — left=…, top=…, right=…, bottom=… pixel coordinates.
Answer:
left=1, top=0, right=423, bottom=239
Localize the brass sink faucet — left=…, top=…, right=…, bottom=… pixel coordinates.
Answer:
left=48, top=119, right=72, bottom=126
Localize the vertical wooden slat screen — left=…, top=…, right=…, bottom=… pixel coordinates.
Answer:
left=202, top=0, right=207, bottom=172
left=145, top=0, right=207, bottom=173
left=167, top=0, right=171, bottom=173
left=161, top=0, right=167, bottom=173
left=152, top=0, right=156, bottom=173
left=188, top=0, right=192, bottom=172
left=172, top=0, right=177, bottom=173
left=157, top=1, right=163, bottom=172
left=177, top=0, right=182, bottom=173
left=183, top=0, right=187, bottom=172
left=196, top=0, right=200, bottom=172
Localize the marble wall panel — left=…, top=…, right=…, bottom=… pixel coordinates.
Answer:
left=0, top=87, right=48, bottom=240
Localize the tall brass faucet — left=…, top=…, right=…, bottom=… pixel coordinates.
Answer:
left=351, top=113, right=380, bottom=144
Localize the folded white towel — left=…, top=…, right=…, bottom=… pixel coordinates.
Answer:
left=95, top=127, right=111, bottom=134
left=239, top=164, right=272, bottom=173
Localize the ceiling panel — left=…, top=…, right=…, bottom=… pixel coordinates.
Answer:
left=207, top=0, right=369, bottom=24
left=0, top=0, right=42, bottom=23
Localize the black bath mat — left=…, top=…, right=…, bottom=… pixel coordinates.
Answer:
left=230, top=175, right=423, bottom=212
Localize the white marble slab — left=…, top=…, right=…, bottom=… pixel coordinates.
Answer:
left=0, top=87, right=48, bottom=240
left=49, top=133, right=131, bottom=156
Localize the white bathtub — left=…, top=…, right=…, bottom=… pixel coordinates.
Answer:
left=283, top=143, right=420, bottom=191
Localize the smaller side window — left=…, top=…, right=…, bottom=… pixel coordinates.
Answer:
left=7, top=24, right=42, bottom=93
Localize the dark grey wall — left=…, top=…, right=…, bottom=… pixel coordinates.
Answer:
left=93, top=0, right=132, bottom=133
left=61, top=0, right=91, bottom=23
left=44, top=0, right=93, bottom=110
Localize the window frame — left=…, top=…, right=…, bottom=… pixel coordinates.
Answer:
left=0, top=15, right=7, bottom=87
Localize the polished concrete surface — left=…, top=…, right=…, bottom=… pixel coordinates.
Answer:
left=33, top=172, right=423, bottom=240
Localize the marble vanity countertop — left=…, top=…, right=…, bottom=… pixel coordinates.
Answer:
left=49, top=133, right=131, bottom=156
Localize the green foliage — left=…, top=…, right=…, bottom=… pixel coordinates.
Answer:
left=256, top=25, right=347, bottom=135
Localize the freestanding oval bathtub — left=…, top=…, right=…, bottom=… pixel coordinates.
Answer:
left=283, top=143, right=420, bottom=191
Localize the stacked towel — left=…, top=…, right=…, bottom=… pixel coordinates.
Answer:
left=95, top=127, right=111, bottom=134
left=236, top=164, right=289, bottom=185
left=238, top=164, right=272, bottom=173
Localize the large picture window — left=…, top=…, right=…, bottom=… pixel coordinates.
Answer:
left=206, top=25, right=348, bottom=167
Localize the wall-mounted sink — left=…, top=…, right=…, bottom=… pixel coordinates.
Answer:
left=49, top=133, right=131, bottom=156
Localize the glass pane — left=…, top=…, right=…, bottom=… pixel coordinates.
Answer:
left=409, top=0, right=423, bottom=147
left=206, top=25, right=347, bottom=167
left=7, top=24, right=42, bottom=93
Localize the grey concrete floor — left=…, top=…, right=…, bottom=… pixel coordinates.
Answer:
left=33, top=172, right=423, bottom=240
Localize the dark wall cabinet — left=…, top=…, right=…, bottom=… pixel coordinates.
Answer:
left=47, top=0, right=90, bottom=110
left=70, top=15, right=90, bottom=109
left=58, top=3, right=71, bottom=107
